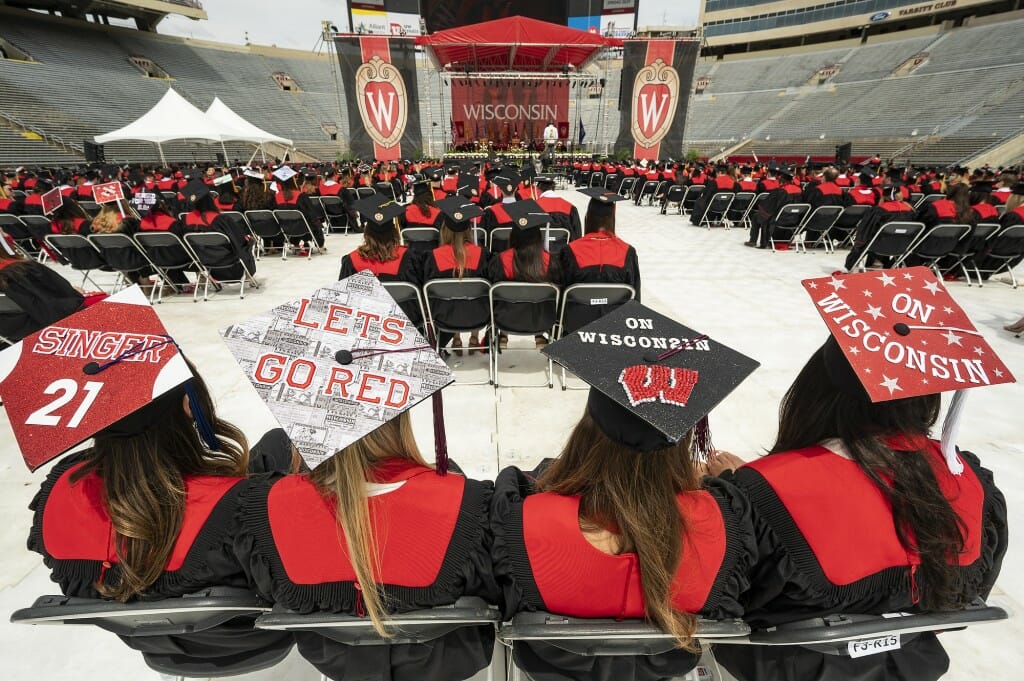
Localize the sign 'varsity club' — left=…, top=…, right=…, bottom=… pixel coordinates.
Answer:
left=615, top=40, right=699, bottom=161
left=335, top=36, right=423, bottom=161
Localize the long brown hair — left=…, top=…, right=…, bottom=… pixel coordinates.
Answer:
left=308, top=412, right=428, bottom=636
left=772, top=344, right=966, bottom=610
left=947, top=184, right=973, bottom=224
left=440, top=224, right=468, bottom=277
left=510, top=227, right=548, bottom=282
left=538, top=411, right=701, bottom=650
left=71, top=361, right=249, bottom=602
left=411, top=190, right=436, bottom=218
left=52, top=200, right=90, bottom=235
left=357, top=227, right=400, bottom=263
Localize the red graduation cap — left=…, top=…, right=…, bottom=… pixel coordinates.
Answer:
left=92, top=181, right=125, bottom=205
left=0, top=287, right=193, bottom=471
left=803, top=266, right=1015, bottom=473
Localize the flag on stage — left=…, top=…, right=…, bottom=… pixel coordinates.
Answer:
left=578, top=118, right=586, bottom=145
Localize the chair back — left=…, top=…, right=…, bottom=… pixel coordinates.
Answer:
left=424, top=278, right=492, bottom=333
left=900, top=223, right=971, bottom=263
left=355, top=187, right=378, bottom=201
left=918, top=194, right=946, bottom=209
left=703, top=192, right=733, bottom=220
left=78, top=201, right=101, bottom=217
left=544, top=227, right=572, bottom=258
left=801, top=205, right=844, bottom=240
left=183, top=232, right=236, bottom=269
left=19, top=215, right=54, bottom=243
left=957, top=223, right=1001, bottom=257
left=833, top=204, right=871, bottom=230
left=87, top=233, right=150, bottom=274
left=558, top=283, right=636, bottom=336
left=987, top=225, right=1024, bottom=258
left=864, top=221, right=925, bottom=259
left=273, top=209, right=313, bottom=240
left=682, top=185, right=704, bottom=211
left=490, top=227, right=512, bottom=254
left=401, top=227, right=440, bottom=253
left=490, top=281, right=560, bottom=335
left=244, top=210, right=282, bottom=240
left=0, top=293, right=32, bottom=346
left=134, top=232, right=199, bottom=270
left=589, top=172, right=605, bottom=188
left=382, top=281, right=428, bottom=332
left=726, top=192, right=756, bottom=219
left=44, top=235, right=106, bottom=270
left=773, top=203, right=810, bottom=230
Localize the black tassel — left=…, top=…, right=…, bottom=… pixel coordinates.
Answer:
left=693, top=415, right=713, bottom=460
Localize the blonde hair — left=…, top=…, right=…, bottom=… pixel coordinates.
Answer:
left=90, top=200, right=138, bottom=234
left=1007, top=194, right=1024, bottom=212
left=308, top=413, right=428, bottom=636
left=440, top=225, right=468, bottom=278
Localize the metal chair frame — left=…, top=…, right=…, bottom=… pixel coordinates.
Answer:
left=182, top=232, right=260, bottom=301
left=489, top=282, right=560, bottom=389
left=849, top=221, right=925, bottom=272
left=423, top=278, right=494, bottom=386
left=272, top=209, right=323, bottom=260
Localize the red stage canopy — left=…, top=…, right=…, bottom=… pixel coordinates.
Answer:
left=416, top=16, right=622, bottom=73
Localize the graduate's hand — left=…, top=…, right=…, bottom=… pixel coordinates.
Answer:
left=706, top=450, right=746, bottom=476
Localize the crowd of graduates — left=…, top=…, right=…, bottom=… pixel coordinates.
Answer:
left=0, top=151, right=1016, bottom=681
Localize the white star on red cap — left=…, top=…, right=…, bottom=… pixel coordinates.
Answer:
left=973, top=346, right=984, bottom=356
left=922, top=280, right=942, bottom=295
left=864, top=367, right=872, bottom=374
left=849, top=346, right=860, bottom=355
left=878, top=273, right=896, bottom=287
left=902, top=272, right=914, bottom=280
left=943, top=306, right=953, bottom=314
left=994, top=368, right=1004, bottom=378
left=865, top=304, right=885, bottom=320
left=808, top=281, right=818, bottom=289
left=943, top=330, right=963, bottom=346
left=863, top=290, right=873, bottom=298
left=922, top=378, right=929, bottom=385
left=880, top=375, right=902, bottom=395
left=828, top=277, right=846, bottom=291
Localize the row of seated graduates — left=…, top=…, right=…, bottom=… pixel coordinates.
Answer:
left=338, top=175, right=641, bottom=339
left=21, top=271, right=1008, bottom=681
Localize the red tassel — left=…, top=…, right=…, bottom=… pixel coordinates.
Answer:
left=694, top=415, right=713, bottom=459
left=433, top=389, right=449, bottom=475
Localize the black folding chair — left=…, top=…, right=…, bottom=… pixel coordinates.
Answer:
left=768, top=204, right=811, bottom=251
left=0, top=215, right=37, bottom=258
left=971, top=225, right=1024, bottom=288
left=355, top=187, right=378, bottom=201
left=618, top=177, right=639, bottom=200
left=917, top=194, right=946, bottom=211
left=381, top=280, right=428, bottom=334
left=78, top=200, right=101, bottom=217
left=799, top=205, right=845, bottom=253
left=941, top=223, right=1001, bottom=286
left=490, top=227, right=512, bottom=254
left=908, top=192, right=924, bottom=208
left=0, top=293, right=33, bottom=346
left=893, top=223, right=972, bottom=274
left=682, top=185, right=705, bottom=216
left=11, top=586, right=292, bottom=679
left=273, top=209, right=322, bottom=259
left=696, top=192, right=735, bottom=229
left=831, top=204, right=872, bottom=248
left=87, top=233, right=163, bottom=291
left=375, top=181, right=398, bottom=202
left=661, top=185, right=685, bottom=215
left=635, top=180, right=659, bottom=205
left=134, top=232, right=203, bottom=303
left=401, top=227, right=440, bottom=254
left=18, top=215, right=55, bottom=261
left=318, top=195, right=350, bottom=233
left=490, top=282, right=560, bottom=388
left=849, top=222, right=925, bottom=272
left=244, top=210, right=285, bottom=259
left=44, top=234, right=110, bottom=291
left=745, top=600, right=1007, bottom=657
left=555, top=283, right=636, bottom=390
left=589, top=172, right=605, bottom=188
left=544, top=227, right=572, bottom=259
left=726, top=192, right=756, bottom=227
left=423, top=278, right=493, bottom=385
left=183, top=232, right=259, bottom=301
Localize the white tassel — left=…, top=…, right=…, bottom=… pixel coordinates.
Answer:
left=940, top=390, right=967, bottom=476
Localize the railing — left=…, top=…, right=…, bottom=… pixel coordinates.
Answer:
left=0, top=109, right=84, bottom=154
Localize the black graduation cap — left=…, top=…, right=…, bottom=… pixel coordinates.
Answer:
left=579, top=187, right=626, bottom=220
left=1011, top=181, right=1024, bottom=195
left=436, top=196, right=483, bottom=231
left=503, top=199, right=550, bottom=233
left=427, top=169, right=444, bottom=182
left=885, top=167, right=905, bottom=182
left=543, top=301, right=759, bottom=453
left=859, top=168, right=876, bottom=182
left=183, top=179, right=211, bottom=204
left=456, top=172, right=479, bottom=198
left=535, top=175, right=556, bottom=186
left=412, top=180, right=431, bottom=197
left=353, top=194, right=404, bottom=234
left=494, top=171, right=521, bottom=194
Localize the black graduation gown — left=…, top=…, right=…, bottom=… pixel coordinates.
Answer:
left=0, top=260, right=84, bottom=339
left=715, top=443, right=1008, bottom=681
left=750, top=184, right=804, bottom=246
left=490, top=467, right=757, bottom=681
left=27, top=435, right=296, bottom=672
left=690, top=178, right=739, bottom=225
left=339, top=246, right=424, bottom=327
left=234, top=460, right=499, bottom=681
left=535, top=196, right=583, bottom=241
left=558, top=231, right=641, bottom=304
left=274, top=191, right=325, bottom=246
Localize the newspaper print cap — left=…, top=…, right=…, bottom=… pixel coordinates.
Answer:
left=219, top=272, right=454, bottom=469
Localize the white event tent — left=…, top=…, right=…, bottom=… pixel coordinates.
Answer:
left=94, top=88, right=291, bottom=164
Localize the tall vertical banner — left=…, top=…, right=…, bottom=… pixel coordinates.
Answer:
left=616, top=40, right=699, bottom=161
left=335, top=36, right=423, bottom=161
left=450, top=80, right=569, bottom=145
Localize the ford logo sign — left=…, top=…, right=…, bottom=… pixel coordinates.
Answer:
left=870, top=11, right=891, bottom=20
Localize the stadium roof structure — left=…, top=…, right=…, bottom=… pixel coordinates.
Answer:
left=416, top=15, right=622, bottom=73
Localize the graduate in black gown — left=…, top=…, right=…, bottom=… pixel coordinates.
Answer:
left=229, top=275, right=499, bottom=681
left=491, top=303, right=761, bottom=681
left=708, top=269, right=1009, bottom=681
left=0, top=246, right=84, bottom=341
left=16, top=294, right=295, bottom=673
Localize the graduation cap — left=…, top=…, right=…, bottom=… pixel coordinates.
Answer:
left=493, top=171, right=521, bottom=194
left=0, top=286, right=203, bottom=471
left=243, top=168, right=264, bottom=180
left=427, top=169, right=444, bottom=183
left=353, top=194, right=404, bottom=234
left=182, top=179, right=211, bottom=204
left=503, top=199, right=550, bottom=235
left=535, top=175, right=556, bottom=186
left=1011, top=181, right=1024, bottom=195
left=272, top=166, right=297, bottom=183
left=213, top=173, right=235, bottom=187
left=802, top=267, right=1015, bottom=474
left=412, top=180, right=431, bottom=197
left=579, top=187, right=626, bottom=219
left=436, top=197, right=483, bottom=231
left=456, top=172, right=480, bottom=198
left=219, top=272, right=455, bottom=470
left=543, top=301, right=759, bottom=453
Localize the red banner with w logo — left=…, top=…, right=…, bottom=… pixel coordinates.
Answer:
left=615, top=39, right=699, bottom=161
left=335, top=36, right=423, bottom=161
